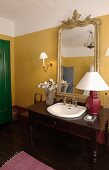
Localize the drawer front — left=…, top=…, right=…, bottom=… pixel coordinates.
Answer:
left=32, top=113, right=57, bottom=128
left=30, top=112, right=96, bottom=141
left=56, top=120, right=93, bottom=140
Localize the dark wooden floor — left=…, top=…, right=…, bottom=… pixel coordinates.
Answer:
left=0, top=116, right=109, bottom=170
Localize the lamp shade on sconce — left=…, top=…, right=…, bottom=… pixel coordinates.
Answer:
left=105, top=48, right=109, bottom=56
left=39, top=52, right=48, bottom=59
left=76, top=72, right=109, bottom=116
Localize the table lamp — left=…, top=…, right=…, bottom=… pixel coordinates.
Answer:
left=76, top=72, right=109, bottom=116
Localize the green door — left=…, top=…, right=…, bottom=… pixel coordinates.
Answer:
left=0, top=39, right=12, bottom=124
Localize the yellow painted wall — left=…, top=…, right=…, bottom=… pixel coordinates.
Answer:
left=99, top=15, right=109, bottom=85
left=0, top=34, right=15, bottom=106
left=14, top=27, right=58, bottom=107
left=14, top=14, right=109, bottom=107
left=0, top=14, right=109, bottom=108
left=98, top=15, right=109, bottom=105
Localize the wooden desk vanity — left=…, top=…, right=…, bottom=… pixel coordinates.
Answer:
left=27, top=102, right=109, bottom=170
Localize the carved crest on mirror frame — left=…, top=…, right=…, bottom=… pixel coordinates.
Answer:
left=60, top=10, right=102, bottom=29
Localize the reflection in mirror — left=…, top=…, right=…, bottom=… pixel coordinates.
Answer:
left=61, top=25, right=95, bottom=57
left=61, top=25, right=95, bottom=94
left=61, top=66, right=74, bottom=93
left=57, top=10, right=101, bottom=101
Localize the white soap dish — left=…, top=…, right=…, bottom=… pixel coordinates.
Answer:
left=84, top=114, right=97, bottom=122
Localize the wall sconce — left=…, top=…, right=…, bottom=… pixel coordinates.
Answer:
left=39, top=52, right=53, bottom=72
left=84, top=31, right=95, bottom=49
left=105, top=48, right=109, bottom=56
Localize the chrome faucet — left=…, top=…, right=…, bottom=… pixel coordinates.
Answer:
left=63, top=97, right=67, bottom=105
left=72, top=97, right=77, bottom=107
left=63, top=96, right=77, bottom=107
left=74, top=100, right=77, bottom=107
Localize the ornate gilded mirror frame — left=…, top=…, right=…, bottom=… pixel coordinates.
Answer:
left=57, top=10, right=102, bottom=102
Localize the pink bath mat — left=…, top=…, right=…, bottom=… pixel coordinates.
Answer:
left=0, top=151, right=55, bottom=170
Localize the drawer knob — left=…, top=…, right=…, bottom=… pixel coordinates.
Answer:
left=54, top=121, right=56, bottom=125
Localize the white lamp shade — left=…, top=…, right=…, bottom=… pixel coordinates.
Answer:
left=76, top=72, right=109, bottom=91
left=40, top=52, right=48, bottom=59
left=105, top=48, right=109, bottom=56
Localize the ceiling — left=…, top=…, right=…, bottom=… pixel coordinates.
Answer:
left=0, top=0, right=109, bottom=36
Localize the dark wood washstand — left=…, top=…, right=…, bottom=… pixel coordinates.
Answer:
left=27, top=102, right=109, bottom=170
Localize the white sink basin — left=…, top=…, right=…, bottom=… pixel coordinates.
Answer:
left=47, top=103, right=87, bottom=118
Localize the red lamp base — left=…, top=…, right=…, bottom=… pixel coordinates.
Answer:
left=86, top=91, right=101, bottom=116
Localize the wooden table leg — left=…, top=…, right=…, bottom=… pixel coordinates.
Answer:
left=29, top=113, right=34, bottom=149
left=105, top=120, right=108, bottom=146
left=91, top=131, right=97, bottom=170
left=30, top=124, right=34, bottom=148
left=92, top=150, right=97, bottom=170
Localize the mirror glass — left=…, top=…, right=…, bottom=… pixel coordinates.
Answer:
left=61, top=25, right=94, bottom=58
left=57, top=10, right=101, bottom=101
left=61, top=25, right=95, bottom=94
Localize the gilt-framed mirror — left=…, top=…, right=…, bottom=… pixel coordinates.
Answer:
left=57, top=10, right=102, bottom=102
